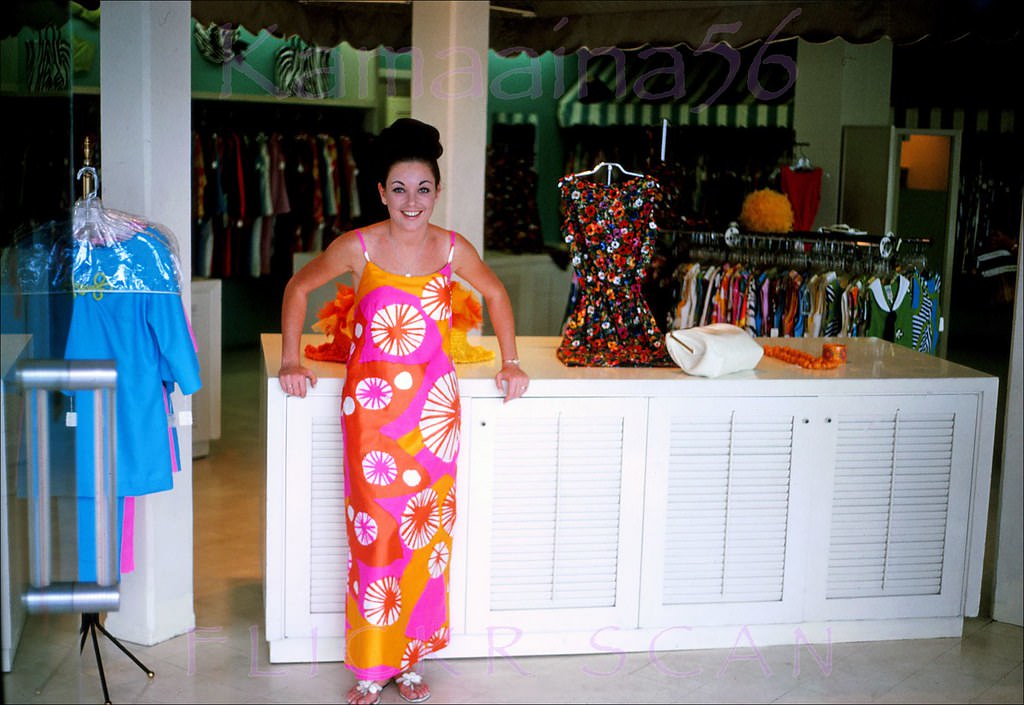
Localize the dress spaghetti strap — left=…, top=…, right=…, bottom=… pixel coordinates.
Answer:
left=356, top=229, right=371, bottom=262
left=447, top=230, right=456, bottom=264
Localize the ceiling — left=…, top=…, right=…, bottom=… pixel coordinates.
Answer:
left=5, top=1, right=1020, bottom=53
left=185, top=0, right=1021, bottom=51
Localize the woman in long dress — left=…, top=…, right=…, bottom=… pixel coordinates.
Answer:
left=278, top=118, right=529, bottom=704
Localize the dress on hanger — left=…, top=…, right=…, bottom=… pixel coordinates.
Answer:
left=64, top=225, right=202, bottom=498
left=865, top=274, right=912, bottom=344
left=556, top=172, right=671, bottom=366
left=780, top=165, right=823, bottom=231
left=341, top=230, right=459, bottom=681
left=63, top=213, right=201, bottom=581
left=909, top=271, right=941, bottom=354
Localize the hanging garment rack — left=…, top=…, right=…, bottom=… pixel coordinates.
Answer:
left=660, top=227, right=931, bottom=274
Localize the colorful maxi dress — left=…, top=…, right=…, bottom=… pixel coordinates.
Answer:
left=342, top=230, right=459, bottom=680
left=557, top=174, right=671, bottom=366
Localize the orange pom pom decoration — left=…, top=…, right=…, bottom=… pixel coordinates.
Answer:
left=739, top=188, right=794, bottom=234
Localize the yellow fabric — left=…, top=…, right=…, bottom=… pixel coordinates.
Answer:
left=450, top=328, right=495, bottom=363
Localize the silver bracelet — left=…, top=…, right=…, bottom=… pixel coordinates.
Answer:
left=502, top=358, right=521, bottom=366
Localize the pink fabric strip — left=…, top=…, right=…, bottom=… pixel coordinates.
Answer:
left=120, top=496, right=136, bottom=573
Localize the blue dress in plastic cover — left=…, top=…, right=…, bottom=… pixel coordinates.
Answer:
left=1, top=193, right=203, bottom=501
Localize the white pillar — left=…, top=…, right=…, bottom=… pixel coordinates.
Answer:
left=410, top=0, right=489, bottom=256
left=993, top=236, right=1024, bottom=626
left=99, top=0, right=195, bottom=645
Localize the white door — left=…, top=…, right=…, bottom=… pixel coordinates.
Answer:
left=640, top=396, right=815, bottom=627
left=283, top=393, right=347, bottom=640
left=463, top=396, right=648, bottom=636
left=804, top=393, right=980, bottom=620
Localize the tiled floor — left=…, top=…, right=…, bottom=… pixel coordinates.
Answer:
left=3, top=346, right=1022, bottom=704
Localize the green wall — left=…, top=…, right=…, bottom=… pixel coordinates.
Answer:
left=486, top=50, right=576, bottom=247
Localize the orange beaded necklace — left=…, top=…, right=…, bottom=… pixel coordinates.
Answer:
left=762, top=345, right=844, bottom=370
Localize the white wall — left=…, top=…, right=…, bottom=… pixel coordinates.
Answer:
left=100, top=1, right=196, bottom=645
left=793, top=39, right=893, bottom=230
left=410, top=0, right=489, bottom=257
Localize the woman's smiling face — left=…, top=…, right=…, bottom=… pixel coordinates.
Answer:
left=379, top=160, right=439, bottom=228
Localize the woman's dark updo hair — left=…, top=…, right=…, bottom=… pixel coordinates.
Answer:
left=376, top=118, right=444, bottom=187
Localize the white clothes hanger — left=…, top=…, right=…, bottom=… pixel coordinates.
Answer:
left=791, top=143, right=814, bottom=172
left=570, top=161, right=644, bottom=186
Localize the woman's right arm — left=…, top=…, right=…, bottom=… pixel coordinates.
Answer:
left=278, top=232, right=360, bottom=397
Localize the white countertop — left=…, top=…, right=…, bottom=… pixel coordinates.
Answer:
left=261, top=333, right=997, bottom=399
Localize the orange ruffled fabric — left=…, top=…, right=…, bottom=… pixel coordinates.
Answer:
left=304, top=282, right=356, bottom=363
left=449, top=281, right=494, bottom=363
left=303, top=280, right=494, bottom=364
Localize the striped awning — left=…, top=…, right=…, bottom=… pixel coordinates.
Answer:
left=892, top=106, right=1017, bottom=135
left=556, top=41, right=795, bottom=130
left=492, top=112, right=540, bottom=127
left=558, top=101, right=792, bottom=129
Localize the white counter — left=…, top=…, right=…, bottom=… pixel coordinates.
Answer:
left=260, top=334, right=998, bottom=663
left=262, top=334, right=996, bottom=395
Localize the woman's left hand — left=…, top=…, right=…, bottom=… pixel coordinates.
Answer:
left=496, top=361, right=529, bottom=403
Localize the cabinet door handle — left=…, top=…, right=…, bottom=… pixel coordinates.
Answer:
left=824, top=417, right=833, bottom=423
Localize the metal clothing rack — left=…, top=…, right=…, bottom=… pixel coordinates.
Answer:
left=660, top=226, right=932, bottom=274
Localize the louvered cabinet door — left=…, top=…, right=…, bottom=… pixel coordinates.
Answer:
left=463, top=396, right=647, bottom=635
left=639, top=396, right=813, bottom=627
left=806, top=394, right=980, bottom=620
left=283, top=393, right=348, bottom=641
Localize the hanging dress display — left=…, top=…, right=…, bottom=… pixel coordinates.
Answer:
left=64, top=223, right=202, bottom=498
left=556, top=171, right=671, bottom=366
left=2, top=181, right=203, bottom=581
left=780, top=165, right=823, bottom=231
left=63, top=197, right=202, bottom=580
left=341, top=230, right=459, bottom=681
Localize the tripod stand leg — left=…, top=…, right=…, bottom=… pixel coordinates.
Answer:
left=86, top=617, right=112, bottom=705
left=79, top=613, right=156, bottom=703
left=93, top=619, right=155, bottom=678
left=80, top=616, right=90, bottom=653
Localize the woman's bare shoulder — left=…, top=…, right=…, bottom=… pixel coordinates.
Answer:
left=329, top=222, right=385, bottom=255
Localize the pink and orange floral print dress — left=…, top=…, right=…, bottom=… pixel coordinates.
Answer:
left=342, top=230, right=460, bottom=681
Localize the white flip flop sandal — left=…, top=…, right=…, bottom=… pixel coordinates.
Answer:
left=394, top=671, right=431, bottom=704
left=349, top=679, right=385, bottom=705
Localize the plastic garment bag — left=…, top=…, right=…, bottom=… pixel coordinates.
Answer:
left=2, top=167, right=185, bottom=301
left=68, top=167, right=185, bottom=294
